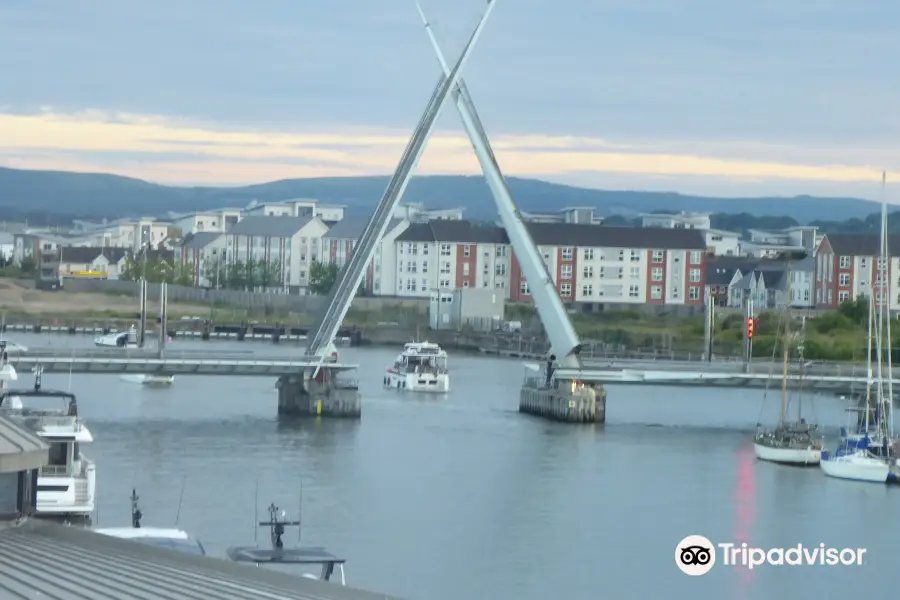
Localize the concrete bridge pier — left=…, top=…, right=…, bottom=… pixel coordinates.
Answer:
left=519, top=379, right=606, bottom=424
left=276, top=369, right=361, bottom=419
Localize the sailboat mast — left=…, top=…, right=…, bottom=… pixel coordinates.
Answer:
left=880, top=171, right=894, bottom=440
left=866, top=293, right=874, bottom=434
left=780, top=264, right=791, bottom=424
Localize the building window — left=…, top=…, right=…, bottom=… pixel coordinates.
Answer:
left=652, top=250, right=664, bottom=263
left=839, top=256, right=850, bottom=268
left=463, top=263, right=469, bottom=276
left=672, top=287, right=680, bottom=299
left=651, top=267, right=663, bottom=281
left=583, top=248, right=594, bottom=260
left=440, top=262, right=451, bottom=275
left=463, top=280, right=470, bottom=288
left=496, top=245, right=508, bottom=257
left=440, top=244, right=451, bottom=256
left=464, top=245, right=471, bottom=257
left=689, top=269, right=701, bottom=283
left=495, top=264, right=507, bottom=276
left=561, top=247, right=573, bottom=261
left=560, top=283, right=572, bottom=296
left=630, top=250, right=640, bottom=262
left=423, top=245, right=429, bottom=255
left=630, top=267, right=639, bottom=279
left=583, top=265, right=594, bottom=278
left=561, top=264, right=573, bottom=279
left=839, top=273, right=850, bottom=286
left=629, top=285, right=640, bottom=298
left=440, top=279, right=451, bottom=288
left=582, top=284, right=593, bottom=297
left=690, top=251, right=701, bottom=265
left=651, top=285, right=662, bottom=299
left=618, top=249, right=625, bottom=261
left=617, top=268, right=624, bottom=279
left=520, top=281, right=530, bottom=295
left=495, top=281, right=506, bottom=289
left=689, top=286, right=700, bottom=300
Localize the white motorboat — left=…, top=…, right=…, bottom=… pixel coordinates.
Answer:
left=120, top=374, right=175, bottom=386
left=94, top=489, right=206, bottom=555
left=94, top=327, right=138, bottom=348
left=0, top=367, right=96, bottom=517
left=383, top=341, right=449, bottom=393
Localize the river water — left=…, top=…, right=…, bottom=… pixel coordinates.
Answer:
left=4, top=332, right=897, bottom=599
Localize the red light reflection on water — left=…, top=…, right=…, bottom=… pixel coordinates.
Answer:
left=732, top=444, right=756, bottom=592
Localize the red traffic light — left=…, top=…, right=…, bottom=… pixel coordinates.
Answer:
left=747, top=317, right=755, bottom=338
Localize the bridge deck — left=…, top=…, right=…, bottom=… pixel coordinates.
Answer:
left=8, top=349, right=358, bottom=376
left=0, top=520, right=397, bottom=600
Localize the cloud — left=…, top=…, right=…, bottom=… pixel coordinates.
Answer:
left=0, top=110, right=894, bottom=193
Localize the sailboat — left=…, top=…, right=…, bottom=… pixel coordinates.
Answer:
left=820, top=172, right=900, bottom=483
left=753, top=274, right=823, bottom=464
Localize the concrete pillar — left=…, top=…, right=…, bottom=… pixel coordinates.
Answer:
left=518, top=379, right=605, bottom=424
left=276, top=369, right=361, bottom=419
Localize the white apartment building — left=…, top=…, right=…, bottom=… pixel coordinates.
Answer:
left=640, top=212, right=712, bottom=230
left=224, top=216, right=328, bottom=290
left=174, top=209, right=242, bottom=235
left=245, top=199, right=345, bottom=222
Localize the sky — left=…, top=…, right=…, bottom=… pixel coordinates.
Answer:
left=0, top=0, right=898, bottom=200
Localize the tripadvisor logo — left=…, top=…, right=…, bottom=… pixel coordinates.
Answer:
left=675, top=535, right=866, bottom=575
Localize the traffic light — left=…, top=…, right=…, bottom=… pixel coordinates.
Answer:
left=747, top=317, right=754, bottom=339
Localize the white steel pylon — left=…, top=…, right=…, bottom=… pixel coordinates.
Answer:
left=304, top=0, right=497, bottom=366
left=415, top=2, right=582, bottom=369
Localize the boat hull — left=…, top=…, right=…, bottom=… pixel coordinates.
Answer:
left=820, top=454, right=892, bottom=483
left=753, top=442, right=821, bottom=465
left=383, top=371, right=449, bottom=393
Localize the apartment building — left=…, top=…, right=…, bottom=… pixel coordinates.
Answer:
left=245, top=199, right=345, bottom=222
left=814, top=232, right=900, bottom=309
left=173, top=209, right=242, bottom=235
left=175, top=232, right=227, bottom=287
left=391, top=220, right=708, bottom=307
left=321, top=217, right=409, bottom=295
left=224, top=216, right=328, bottom=291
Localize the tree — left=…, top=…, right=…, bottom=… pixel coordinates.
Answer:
left=118, top=252, right=172, bottom=283
left=19, top=256, right=36, bottom=274
left=225, top=261, right=247, bottom=290
left=202, top=256, right=227, bottom=288
left=309, top=261, right=340, bottom=295
left=254, top=259, right=283, bottom=289
left=172, top=262, right=194, bottom=286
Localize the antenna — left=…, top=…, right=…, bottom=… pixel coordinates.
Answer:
left=131, top=489, right=142, bottom=528
left=174, top=475, right=186, bottom=527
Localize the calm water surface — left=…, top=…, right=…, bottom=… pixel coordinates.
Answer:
left=6, top=332, right=898, bottom=599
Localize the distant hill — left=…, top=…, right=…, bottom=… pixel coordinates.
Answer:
left=0, top=166, right=882, bottom=227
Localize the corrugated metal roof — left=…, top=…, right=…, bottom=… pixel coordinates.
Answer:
left=0, top=414, right=48, bottom=473
left=0, top=520, right=400, bottom=600
left=229, top=216, right=314, bottom=238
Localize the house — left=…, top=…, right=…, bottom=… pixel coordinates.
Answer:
left=322, top=217, right=409, bottom=295
left=706, top=255, right=814, bottom=309
left=733, top=268, right=792, bottom=310
left=0, top=232, right=13, bottom=263
left=391, top=202, right=464, bottom=222
left=175, top=232, right=226, bottom=287
left=741, top=226, right=818, bottom=258
left=245, top=199, right=345, bottom=222
left=814, top=232, right=900, bottom=310
left=173, top=209, right=242, bottom=235
left=522, top=206, right=603, bottom=225
left=392, top=220, right=708, bottom=307
left=224, top=216, right=328, bottom=291
left=703, top=229, right=741, bottom=256
left=58, top=247, right=129, bottom=279
left=641, top=212, right=711, bottom=230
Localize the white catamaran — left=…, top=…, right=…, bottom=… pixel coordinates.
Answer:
left=820, top=172, right=900, bottom=483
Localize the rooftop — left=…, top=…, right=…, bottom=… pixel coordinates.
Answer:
left=228, top=216, right=315, bottom=238
left=60, top=246, right=128, bottom=264
left=0, top=413, right=48, bottom=473
left=0, top=521, right=399, bottom=600
left=180, top=231, right=223, bottom=250
left=324, top=217, right=402, bottom=241
left=822, top=232, right=900, bottom=256
left=396, top=220, right=707, bottom=250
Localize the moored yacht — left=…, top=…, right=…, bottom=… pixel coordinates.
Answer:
left=94, top=489, right=206, bottom=555
left=0, top=366, right=96, bottom=517
left=383, top=341, right=449, bottom=393
left=94, top=326, right=138, bottom=348
left=227, top=502, right=347, bottom=585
